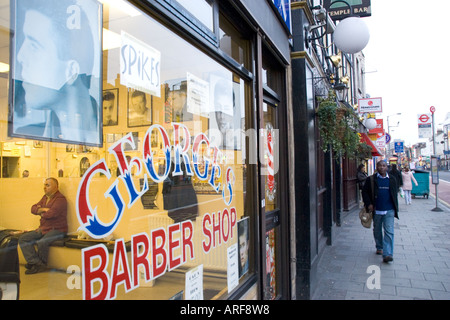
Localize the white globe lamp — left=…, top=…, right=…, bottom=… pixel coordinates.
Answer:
left=333, top=17, right=370, bottom=54
left=364, top=117, right=377, bottom=130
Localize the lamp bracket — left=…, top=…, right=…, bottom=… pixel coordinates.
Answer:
left=305, top=4, right=337, bottom=45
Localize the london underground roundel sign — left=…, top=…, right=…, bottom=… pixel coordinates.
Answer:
left=419, top=114, right=430, bottom=123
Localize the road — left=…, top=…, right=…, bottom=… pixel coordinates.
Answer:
left=428, top=170, right=450, bottom=208
left=438, top=170, right=450, bottom=183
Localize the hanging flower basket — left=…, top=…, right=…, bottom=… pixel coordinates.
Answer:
left=335, top=107, right=348, bottom=139
left=316, top=90, right=362, bottom=159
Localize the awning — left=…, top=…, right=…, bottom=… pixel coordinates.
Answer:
left=360, top=133, right=382, bottom=157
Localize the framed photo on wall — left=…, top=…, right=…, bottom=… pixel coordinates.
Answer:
left=209, top=74, right=242, bottom=150
left=9, top=0, right=103, bottom=147
left=128, top=89, right=152, bottom=127
left=66, top=144, right=75, bottom=152
left=103, top=88, right=119, bottom=126
left=238, top=217, right=249, bottom=278
left=33, top=141, right=43, bottom=148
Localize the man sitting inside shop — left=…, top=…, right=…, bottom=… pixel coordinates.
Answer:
left=19, top=178, right=68, bottom=274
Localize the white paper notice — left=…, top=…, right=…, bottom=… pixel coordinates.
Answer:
left=187, top=72, right=210, bottom=117
left=120, top=31, right=161, bottom=97
left=185, top=265, right=203, bottom=300
left=227, top=243, right=239, bottom=293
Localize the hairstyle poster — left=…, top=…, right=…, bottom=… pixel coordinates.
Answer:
left=9, top=0, right=103, bottom=146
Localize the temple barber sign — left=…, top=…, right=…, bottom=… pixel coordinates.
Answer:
left=76, top=123, right=237, bottom=300
left=324, top=0, right=372, bottom=21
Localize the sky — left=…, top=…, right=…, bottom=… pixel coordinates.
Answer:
left=362, top=0, right=450, bottom=146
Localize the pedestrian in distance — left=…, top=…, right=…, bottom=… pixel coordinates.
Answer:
left=357, top=164, right=368, bottom=207
left=388, top=163, right=403, bottom=191
left=362, top=160, right=399, bottom=263
left=401, top=167, right=418, bottom=205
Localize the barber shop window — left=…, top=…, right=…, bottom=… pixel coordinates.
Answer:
left=219, top=9, right=251, bottom=71
left=155, top=0, right=216, bottom=45
left=0, top=0, right=254, bottom=300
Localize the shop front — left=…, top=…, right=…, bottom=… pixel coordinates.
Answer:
left=0, top=0, right=291, bottom=300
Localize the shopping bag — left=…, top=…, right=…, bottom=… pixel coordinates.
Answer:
left=359, top=207, right=372, bottom=228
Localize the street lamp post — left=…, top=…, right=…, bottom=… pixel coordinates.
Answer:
left=386, top=113, right=401, bottom=159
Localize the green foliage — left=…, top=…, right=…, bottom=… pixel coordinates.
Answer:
left=357, top=141, right=373, bottom=160
left=316, top=90, right=364, bottom=159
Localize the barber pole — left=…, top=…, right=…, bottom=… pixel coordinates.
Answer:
left=266, top=123, right=275, bottom=201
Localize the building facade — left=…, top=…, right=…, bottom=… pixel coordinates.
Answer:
left=0, top=0, right=371, bottom=300
left=289, top=0, right=369, bottom=299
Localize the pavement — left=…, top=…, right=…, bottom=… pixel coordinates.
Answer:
left=312, top=188, right=450, bottom=300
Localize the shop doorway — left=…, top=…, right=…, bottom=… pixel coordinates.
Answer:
left=1, top=157, right=20, bottom=178
left=257, top=42, right=289, bottom=300
left=261, top=101, right=281, bottom=299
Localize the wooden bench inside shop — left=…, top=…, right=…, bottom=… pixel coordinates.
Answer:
left=1, top=230, right=130, bottom=272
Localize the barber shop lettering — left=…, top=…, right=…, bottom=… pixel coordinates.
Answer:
left=76, top=123, right=237, bottom=300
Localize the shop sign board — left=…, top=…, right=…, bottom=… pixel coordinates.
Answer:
left=324, top=0, right=372, bottom=20
left=376, top=134, right=386, bottom=149
left=272, top=0, right=292, bottom=33
left=358, top=97, right=382, bottom=113
left=368, top=119, right=384, bottom=134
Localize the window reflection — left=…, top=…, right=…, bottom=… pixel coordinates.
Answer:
left=176, top=0, right=214, bottom=31
left=0, top=0, right=253, bottom=300
left=219, top=12, right=251, bottom=70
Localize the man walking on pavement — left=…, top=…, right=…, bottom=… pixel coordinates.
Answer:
left=362, top=160, right=399, bottom=263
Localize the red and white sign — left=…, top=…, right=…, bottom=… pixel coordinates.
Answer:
left=266, top=123, right=276, bottom=201
left=376, top=134, right=386, bottom=148
left=418, top=113, right=431, bottom=124
left=358, top=97, right=383, bottom=113
left=430, top=106, right=436, bottom=114
left=368, top=119, right=384, bottom=134
left=418, top=113, right=432, bottom=139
